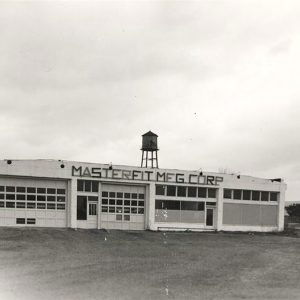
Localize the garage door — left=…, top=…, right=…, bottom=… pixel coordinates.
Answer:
left=0, top=177, right=68, bottom=227
left=100, top=184, right=145, bottom=230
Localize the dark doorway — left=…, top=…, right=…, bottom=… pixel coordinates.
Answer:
left=77, top=196, right=87, bottom=220
left=206, top=208, right=214, bottom=226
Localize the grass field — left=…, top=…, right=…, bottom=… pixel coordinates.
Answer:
left=0, top=228, right=299, bottom=300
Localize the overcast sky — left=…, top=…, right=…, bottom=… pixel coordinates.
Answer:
left=0, top=1, right=299, bottom=201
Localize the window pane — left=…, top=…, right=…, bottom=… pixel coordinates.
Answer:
left=27, top=218, right=36, bottom=224
left=156, top=200, right=180, bottom=210
left=124, top=193, right=131, bottom=199
left=188, top=187, right=197, bottom=197
left=37, top=195, right=46, bottom=201
left=252, top=191, right=260, bottom=201
left=223, top=189, right=232, bottom=199
left=131, top=207, right=137, bottom=214
left=89, top=203, right=97, bottom=215
left=88, top=196, right=98, bottom=202
left=138, top=208, right=144, bottom=214
left=132, top=193, right=138, bottom=199
left=116, top=215, right=122, bottom=221
left=57, top=204, right=65, bottom=210
left=131, top=200, right=137, bottom=206
left=198, top=188, right=207, bottom=198
left=177, top=186, right=186, bottom=197
left=27, top=187, right=36, bottom=193
left=102, top=191, right=108, bottom=197
left=27, top=202, right=35, bottom=209
left=6, top=186, right=15, bottom=193
left=0, top=201, right=4, bottom=207
left=16, top=194, right=25, bottom=200
left=27, top=195, right=36, bottom=201
left=206, top=202, right=216, bottom=206
left=47, top=188, right=56, bottom=194
left=138, top=194, right=145, bottom=199
left=57, top=189, right=66, bottom=195
left=117, top=200, right=123, bottom=205
left=109, top=199, right=115, bottom=205
left=17, top=187, right=25, bottom=193
left=16, top=202, right=25, bottom=208
left=6, top=202, right=15, bottom=208
left=124, top=200, right=130, bottom=206
left=124, top=215, right=130, bottom=221
left=270, top=192, right=278, bottom=202
left=84, top=181, right=91, bottom=192
left=109, top=207, right=115, bottom=213
left=207, top=188, right=216, bottom=198
left=37, top=203, right=46, bottom=209
left=47, top=196, right=55, bottom=202
left=233, top=190, right=242, bottom=200
left=102, top=199, right=108, bottom=205
left=116, top=207, right=122, bottom=213
left=117, top=193, right=123, bottom=198
left=0, top=186, right=4, bottom=192
left=102, top=206, right=108, bottom=212
left=167, top=186, right=176, bottom=196
left=138, top=201, right=144, bottom=206
left=181, top=201, right=204, bottom=211
left=47, top=203, right=55, bottom=209
left=0, top=194, right=4, bottom=199
left=261, top=192, right=269, bottom=201
left=37, top=188, right=46, bottom=194
left=6, top=194, right=15, bottom=200
left=57, top=196, right=65, bottom=202
left=242, top=190, right=251, bottom=200
left=16, top=218, right=25, bottom=224
left=91, top=181, right=98, bottom=192
left=156, top=185, right=165, bottom=196
left=109, top=192, right=115, bottom=198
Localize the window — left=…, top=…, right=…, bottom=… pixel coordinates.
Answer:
left=17, top=194, right=25, bottom=200
left=242, top=190, right=251, bottom=200
left=131, top=207, right=137, bottom=214
left=102, top=199, right=108, bottom=205
left=27, top=202, right=35, bottom=209
left=16, top=202, right=25, bottom=208
left=117, top=200, right=123, bottom=205
left=109, top=192, right=116, bottom=198
left=37, top=195, right=46, bottom=201
left=270, top=192, right=278, bottom=202
left=47, top=196, right=55, bottom=202
left=37, top=203, right=46, bottom=209
left=156, top=185, right=165, bottom=196
left=116, top=215, right=122, bottom=221
left=88, top=196, right=98, bottom=202
left=188, top=187, right=197, bottom=197
left=198, top=188, right=207, bottom=198
left=27, top=195, right=35, bottom=201
left=16, top=218, right=25, bottom=224
left=223, top=189, right=232, bottom=199
left=117, top=193, right=123, bottom=198
left=92, top=181, right=98, bottom=192
left=0, top=201, right=4, bottom=207
left=131, top=200, right=137, bottom=206
left=109, top=199, right=115, bottom=205
left=57, top=189, right=66, bottom=195
left=252, top=191, right=260, bottom=201
left=102, top=191, right=108, bottom=197
left=181, top=201, right=204, bottom=211
left=47, top=188, right=56, bottom=194
left=207, top=188, right=216, bottom=198
left=206, top=202, right=216, bottom=206
left=102, top=206, right=108, bottom=212
left=138, top=194, right=145, bottom=199
left=261, top=192, right=269, bottom=201
left=138, top=208, right=144, bottom=214
left=132, top=193, right=138, bottom=199
left=116, top=207, right=122, bottom=213
left=6, top=194, right=15, bottom=200
left=177, top=186, right=186, bottom=197
left=233, top=190, right=242, bottom=200
left=27, top=218, right=36, bottom=225
left=0, top=194, right=4, bottom=199
left=17, top=187, right=25, bottom=193
left=109, top=207, right=115, bottom=213
left=124, top=215, right=130, bottom=221
left=57, top=204, right=65, bottom=210
left=57, top=196, right=65, bottom=202
left=124, top=200, right=130, bottom=206
left=124, top=193, right=131, bottom=199
left=6, top=186, right=15, bottom=193
left=6, top=202, right=15, bottom=208
left=0, top=186, right=4, bottom=192
left=155, top=200, right=180, bottom=210
left=138, top=201, right=144, bottom=206
left=89, top=203, right=97, bottom=215
left=167, top=186, right=176, bottom=196
left=77, top=180, right=84, bottom=192
left=37, top=188, right=46, bottom=194
left=27, top=187, right=36, bottom=193
left=47, top=203, right=55, bottom=209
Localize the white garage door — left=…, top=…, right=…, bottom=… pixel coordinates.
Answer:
left=101, top=184, right=145, bottom=230
left=0, top=177, right=68, bottom=227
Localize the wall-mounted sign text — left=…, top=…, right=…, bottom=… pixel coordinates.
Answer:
left=72, top=166, right=223, bottom=186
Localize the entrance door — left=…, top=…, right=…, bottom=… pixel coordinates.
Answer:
left=77, top=196, right=87, bottom=220
left=206, top=208, right=214, bottom=226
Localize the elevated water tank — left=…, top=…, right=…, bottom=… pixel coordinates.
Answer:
left=141, top=131, right=158, bottom=151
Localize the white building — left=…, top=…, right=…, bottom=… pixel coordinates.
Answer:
left=0, top=159, right=286, bottom=232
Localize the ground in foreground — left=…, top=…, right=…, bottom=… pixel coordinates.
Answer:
left=0, top=228, right=299, bottom=300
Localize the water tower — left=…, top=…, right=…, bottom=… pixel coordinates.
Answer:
left=141, top=131, right=159, bottom=168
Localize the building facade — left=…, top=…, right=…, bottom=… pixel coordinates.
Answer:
left=0, top=159, right=286, bottom=232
